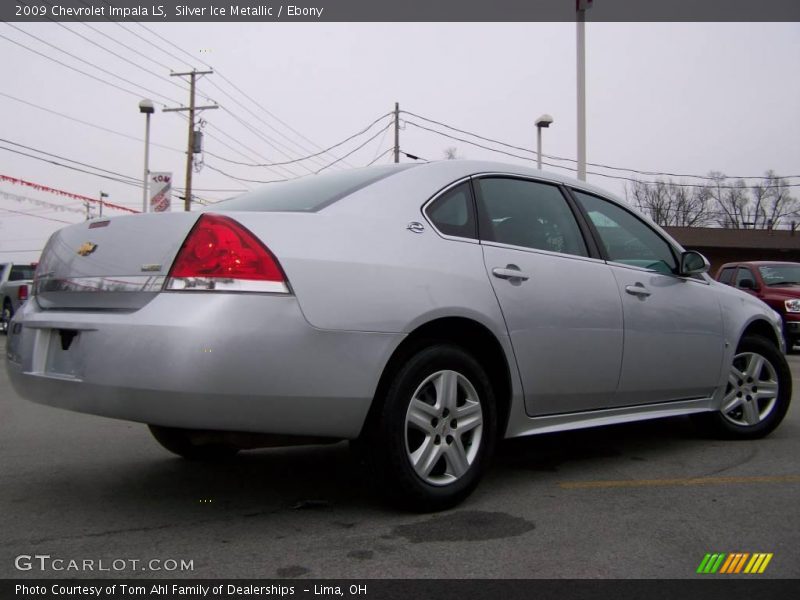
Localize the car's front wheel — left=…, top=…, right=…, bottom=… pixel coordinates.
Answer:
left=148, top=425, right=240, bottom=460
left=366, top=344, right=497, bottom=512
left=694, top=335, right=791, bottom=439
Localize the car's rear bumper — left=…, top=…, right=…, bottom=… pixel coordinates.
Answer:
left=5, top=293, right=402, bottom=438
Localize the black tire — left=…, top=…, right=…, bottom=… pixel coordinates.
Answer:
left=364, top=344, right=497, bottom=512
left=148, top=425, right=240, bottom=461
left=1, top=301, right=12, bottom=336
left=693, top=335, right=791, bottom=439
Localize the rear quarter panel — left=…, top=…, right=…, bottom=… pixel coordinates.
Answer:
left=236, top=211, right=506, bottom=337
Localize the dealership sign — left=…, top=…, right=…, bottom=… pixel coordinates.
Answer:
left=149, top=172, right=172, bottom=212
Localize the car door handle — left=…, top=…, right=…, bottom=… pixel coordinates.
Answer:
left=625, top=283, right=651, bottom=297
left=492, top=267, right=530, bottom=281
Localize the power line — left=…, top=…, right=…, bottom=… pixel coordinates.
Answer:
left=203, top=164, right=290, bottom=185
left=0, top=92, right=185, bottom=155
left=116, top=17, right=354, bottom=171
left=0, top=145, right=146, bottom=198
left=366, top=148, right=395, bottom=167
left=0, top=207, right=74, bottom=224
left=402, top=109, right=800, bottom=182
left=213, top=70, right=354, bottom=168
left=2, top=24, right=180, bottom=106
left=314, top=123, right=394, bottom=174
left=0, top=32, right=149, bottom=102
left=20, top=1, right=191, bottom=96
left=123, top=18, right=352, bottom=168
left=404, top=120, right=800, bottom=190
left=207, top=112, right=393, bottom=168
left=0, top=137, right=142, bottom=185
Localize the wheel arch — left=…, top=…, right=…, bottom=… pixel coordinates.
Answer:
left=740, top=317, right=781, bottom=349
left=362, top=316, right=513, bottom=439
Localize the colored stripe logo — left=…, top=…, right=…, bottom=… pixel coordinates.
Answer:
left=697, top=553, right=773, bottom=574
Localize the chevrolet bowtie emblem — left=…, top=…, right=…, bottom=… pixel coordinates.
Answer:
left=77, top=242, right=98, bottom=257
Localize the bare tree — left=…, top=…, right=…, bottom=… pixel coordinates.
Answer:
left=626, top=179, right=712, bottom=227
left=630, top=170, right=797, bottom=230
left=443, top=147, right=461, bottom=160
left=748, top=170, right=799, bottom=229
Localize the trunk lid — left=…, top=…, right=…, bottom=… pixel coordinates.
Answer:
left=34, top=212, right=201, bottom=310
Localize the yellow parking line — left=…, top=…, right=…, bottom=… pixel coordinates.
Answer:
left=559, top=475, right=800, bottom=489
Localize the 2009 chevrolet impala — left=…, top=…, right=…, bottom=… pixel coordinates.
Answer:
left=5, top=160, right=791, bottom=510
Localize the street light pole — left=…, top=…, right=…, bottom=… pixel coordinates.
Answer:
left=535, top=114, right=553, bottom=170
left=576, top=0, right=593, bottom=181
left=139, top=99, right=155, bottom=213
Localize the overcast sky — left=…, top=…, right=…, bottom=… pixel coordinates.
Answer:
left=1, top=21, right=799, bottom=262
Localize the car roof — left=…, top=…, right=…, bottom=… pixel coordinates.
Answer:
left=721, top=261, right=800, bottom=267
left=407, top=159, right=620, bottom=199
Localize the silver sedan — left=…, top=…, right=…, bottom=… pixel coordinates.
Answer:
left=5, top=160, right=792, bottom=511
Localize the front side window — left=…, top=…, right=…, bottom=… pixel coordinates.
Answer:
left=475, top=178, right=588, bottom=257
left=735, top=267, right=757, bottom=288
left=425, top=182, right=476, bottom=239
left=572, top=190, right=677, bottom=275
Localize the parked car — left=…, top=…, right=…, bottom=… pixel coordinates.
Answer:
left=5, top=161, right=792, bottom=511
left=0, top=262, right=35, bottom=335
left=716, top=261, right=800, bottom=351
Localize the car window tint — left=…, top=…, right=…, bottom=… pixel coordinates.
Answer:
left=572, top=190, right=677, bottom=275
left=735, top=267, right=756, bottom=288
left=216, top=164, right=417, bottom=212
left=718, top=267, right=736, bottom=284
left=425, top=182, right=476, bottom=239
left=475, top=178, right=588, bottom=257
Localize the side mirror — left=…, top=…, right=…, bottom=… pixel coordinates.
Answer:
left=679, top=251, right=709, bottom=277
left=738, top=278, right=756, bottom=290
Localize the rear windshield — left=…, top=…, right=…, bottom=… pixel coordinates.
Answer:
left=214, top=164, right=417, bottom=212
left=9, top=265, right=35, bottom=281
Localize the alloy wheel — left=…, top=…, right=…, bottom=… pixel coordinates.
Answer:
left=721, top=351, right=779, bottom=427
left=404, top=369, right=483, bottom=486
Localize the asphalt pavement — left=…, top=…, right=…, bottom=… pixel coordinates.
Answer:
left=1, top=336, right=798, bottom=579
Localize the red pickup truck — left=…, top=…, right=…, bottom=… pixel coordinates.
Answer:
left=716, top=261, right=800, bottom=351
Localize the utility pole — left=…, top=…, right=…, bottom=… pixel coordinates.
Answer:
left=393, top=102, right=400, bottom=163
left=164, top=70, right=218, bottom=211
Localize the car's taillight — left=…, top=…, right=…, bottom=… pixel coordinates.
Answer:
left=18, top=285, right=28, bottom=301
left=165, top=214, right=289, bottom=294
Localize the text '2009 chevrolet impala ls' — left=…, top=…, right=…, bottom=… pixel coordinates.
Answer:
left=5, top=160, right=792, bottom=511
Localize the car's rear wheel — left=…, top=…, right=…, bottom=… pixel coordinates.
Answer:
left=365, top=344, right=497, bottom=512
left=148, top=425, right=240, bottom=460
left=694, top=335, right=791, bottom=439
left=1, top=301, right=12, bottom=335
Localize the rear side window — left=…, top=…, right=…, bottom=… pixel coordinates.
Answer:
left=9, top=265, right=35, bottom=281
left=425, top=182, right=476, bottom=239
left=718, top=267, right=736, bottom=284
left=475, top=177, right=588, bottom=257
left=216, top=164, right=416, bottom=212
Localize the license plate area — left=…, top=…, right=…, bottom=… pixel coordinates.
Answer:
left=35, top=328, right=85, bottom=380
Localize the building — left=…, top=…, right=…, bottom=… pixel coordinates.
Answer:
left=665, top=226, right=800, bottom=275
